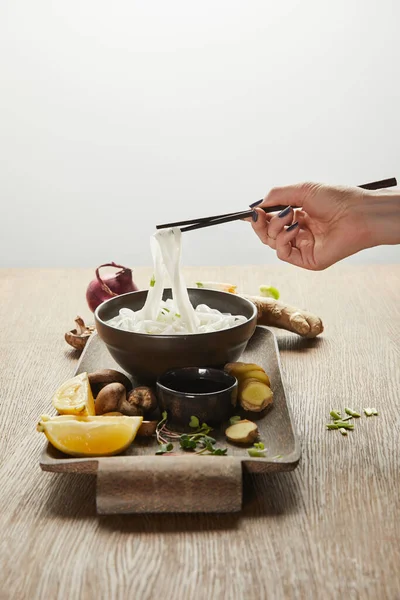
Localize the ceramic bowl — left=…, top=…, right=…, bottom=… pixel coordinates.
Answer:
left=94, top=288, right=257, bottom=381
left=157, top=366, right=238, bottom=427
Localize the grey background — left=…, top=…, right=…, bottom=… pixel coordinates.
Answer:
left=1, top=0, right=399, bottom=268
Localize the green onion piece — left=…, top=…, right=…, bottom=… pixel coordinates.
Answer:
left=229, top=415, right=241, bottom=426
left=330, top=410, right=342, bottom=420
left=327, top=421, right=354, bottom=430
left=364, top=408, right=374, bottom=417
left=150, top=275, right=156, bottom=287
left=371, top=408, right=378, bottom=415
left=341, top=415, right=353, bottom=422
left=248, top=448, right=267, bottom=458
left=196, top=282, right=204, bottom=288
left=175, top=313, right=181, bottom=318
left=254, top=442, right=265, bottom=450
left=334, top=421, right=354, bottom=430
left=259, top=285, right=280, bottom=300
left=345, top=407, right=361, bottom=418
left=339, top=428, right=348, bottom=436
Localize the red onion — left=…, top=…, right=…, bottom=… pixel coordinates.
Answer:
left=86, top=262, right=139, bottom=312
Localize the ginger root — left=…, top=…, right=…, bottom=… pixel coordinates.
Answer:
left=240, top=378, right=273, bottom=412
left=225, top=419, right=259, bottom=444
left=244, top=295, right=323, bottom=338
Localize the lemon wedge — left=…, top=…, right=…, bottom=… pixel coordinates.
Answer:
left=52, top=372, right=95, bottom=416
left=37, top=415, right=143, bottom=457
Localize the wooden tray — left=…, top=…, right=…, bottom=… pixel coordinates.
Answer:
left=40, top=327, right=300, bottom=514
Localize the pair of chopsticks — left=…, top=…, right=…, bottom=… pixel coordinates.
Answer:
left=156, top=177, right=397, bottom=233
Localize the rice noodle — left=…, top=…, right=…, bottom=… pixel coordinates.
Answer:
left=107, top=227, right=247, bottom=335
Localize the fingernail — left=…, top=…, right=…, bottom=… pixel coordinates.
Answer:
left=252, top=210, right=259, bottom=222
left=249, top=198, right=263, bottom=208
left=278, top=206, right=292, bottom=218
left=287, top=221, right=299, bottom=232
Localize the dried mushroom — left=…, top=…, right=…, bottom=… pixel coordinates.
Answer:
left=65, top=317, right=94, bottom=351
left=88, top=369, right=132, bottom=397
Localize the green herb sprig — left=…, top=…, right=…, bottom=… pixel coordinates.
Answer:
left=155, top=413, right=227, bottom=456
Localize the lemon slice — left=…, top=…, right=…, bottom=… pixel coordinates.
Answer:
left=37, top=415, right=143, bottom=457
left=52, top=372, right=95, bottom=416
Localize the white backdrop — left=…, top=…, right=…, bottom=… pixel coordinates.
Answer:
left=1, top=0, right=399, bottom=268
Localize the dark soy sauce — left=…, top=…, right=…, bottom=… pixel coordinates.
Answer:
left=166, top=376, right=228, bottom=394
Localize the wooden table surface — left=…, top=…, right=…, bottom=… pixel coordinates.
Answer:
left=1, top=265, right=399, bottom=600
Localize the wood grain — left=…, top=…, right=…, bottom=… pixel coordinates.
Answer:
left=0, top=265, right=399, bottom=599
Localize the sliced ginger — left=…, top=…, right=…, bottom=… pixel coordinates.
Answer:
left=240, top=379, right=273, bottom=412
left=37, top=414, right=142, bottom=457
left=225, top=419, right=259, bottom=444
left=224, top=362, right=264, bottom=378
left=239, top=369, right=270, bottom=386
left=52, top=372, right=95, bottom=417
left=224, top=361, right=273, bottom=412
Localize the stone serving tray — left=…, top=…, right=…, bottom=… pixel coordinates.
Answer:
left=40, top=327, right=300, bottom=514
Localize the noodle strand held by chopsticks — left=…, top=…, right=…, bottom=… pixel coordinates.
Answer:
left=107, top=228, right=246, bottom=335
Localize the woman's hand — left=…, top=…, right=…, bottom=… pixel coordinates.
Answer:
left=251, top=182, right=399, bottom=270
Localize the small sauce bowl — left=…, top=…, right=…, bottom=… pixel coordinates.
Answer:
left=157, top=367, right=238, bottom=429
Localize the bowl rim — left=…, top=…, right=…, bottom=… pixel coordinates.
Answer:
left=157, top=366, right=238, bottom=397
left=94, top=288, right=257, bottom=340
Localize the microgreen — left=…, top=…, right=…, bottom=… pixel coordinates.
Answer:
left=189, top=416, right=200, bottom=429
left=155, top=413, right=226, bottom=456
left=179, top=436, right=197, bottom=450
left=210, top=448, right=228, bottom=456
left=155, top=443, right=174, bottom=455
left=188, top=418, right=213, bottom=437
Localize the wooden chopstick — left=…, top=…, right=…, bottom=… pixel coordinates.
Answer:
left=156, top=177, right=397, bottom=233
left=179, top=205, right=286, bottom=232
left=156, top=211, right=244, bottom=229
left=359, top=177, right=397, bottom=190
